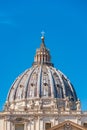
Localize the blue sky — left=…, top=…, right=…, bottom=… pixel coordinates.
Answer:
left=0, top=0, right=87, bottom=110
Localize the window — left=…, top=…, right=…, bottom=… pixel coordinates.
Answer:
left=15, top=124, right=24, bottom=130
left=84, top=123, right=87, bottom=128
left=45, top=123, right=51, bottom=130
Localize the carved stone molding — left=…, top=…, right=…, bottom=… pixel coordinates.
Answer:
left=64, top=123, right=72, bottom=130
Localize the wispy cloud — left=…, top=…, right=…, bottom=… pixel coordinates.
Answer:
left=0, top=20, right=16, bottom=26
left=0, top=12, right=17, bottom=27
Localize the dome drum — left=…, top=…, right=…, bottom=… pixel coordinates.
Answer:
left=4, top=97, right=80, bottom=112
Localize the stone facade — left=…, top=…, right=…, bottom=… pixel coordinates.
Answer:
left=1, top=110, right=87, bottom=130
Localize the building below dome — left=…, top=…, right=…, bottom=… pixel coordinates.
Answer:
left=0, top=35, right=87, bottom=130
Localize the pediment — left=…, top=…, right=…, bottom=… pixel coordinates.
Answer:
left=48, top=120, right=86, bottom=130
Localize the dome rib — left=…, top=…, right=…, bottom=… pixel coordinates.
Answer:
left=25, top=66, right=38, bottom=98
left=50, top=67, right=66, bottom=98
left=7, top=78, right=18, bottom=102
left=58, top=70, right=72, bottom=98
left=14, top=71, right=28, bottom=100
left=68, top=82, right=77, bottom=101
left=47, top=66, right=55, bottom=98
left=68, top=81, right=76, bottom=99
left=37, top=65, right=42, bottom=97
left=8, top=69, right=29, bottom=102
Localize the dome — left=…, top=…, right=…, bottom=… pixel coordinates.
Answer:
left=5, top=36, right=78, bottom=111
left=7, top=64, right=77, bottom=102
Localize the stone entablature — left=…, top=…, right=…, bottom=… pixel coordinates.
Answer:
left=0, top=111, right=87, bottom=130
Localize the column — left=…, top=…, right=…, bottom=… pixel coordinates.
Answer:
left=36, top=117, right=40, bottom=130
left=25, top=122, right=28, bottom=130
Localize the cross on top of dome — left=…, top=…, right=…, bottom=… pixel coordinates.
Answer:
left=41, top=30, right=45, bottom=37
